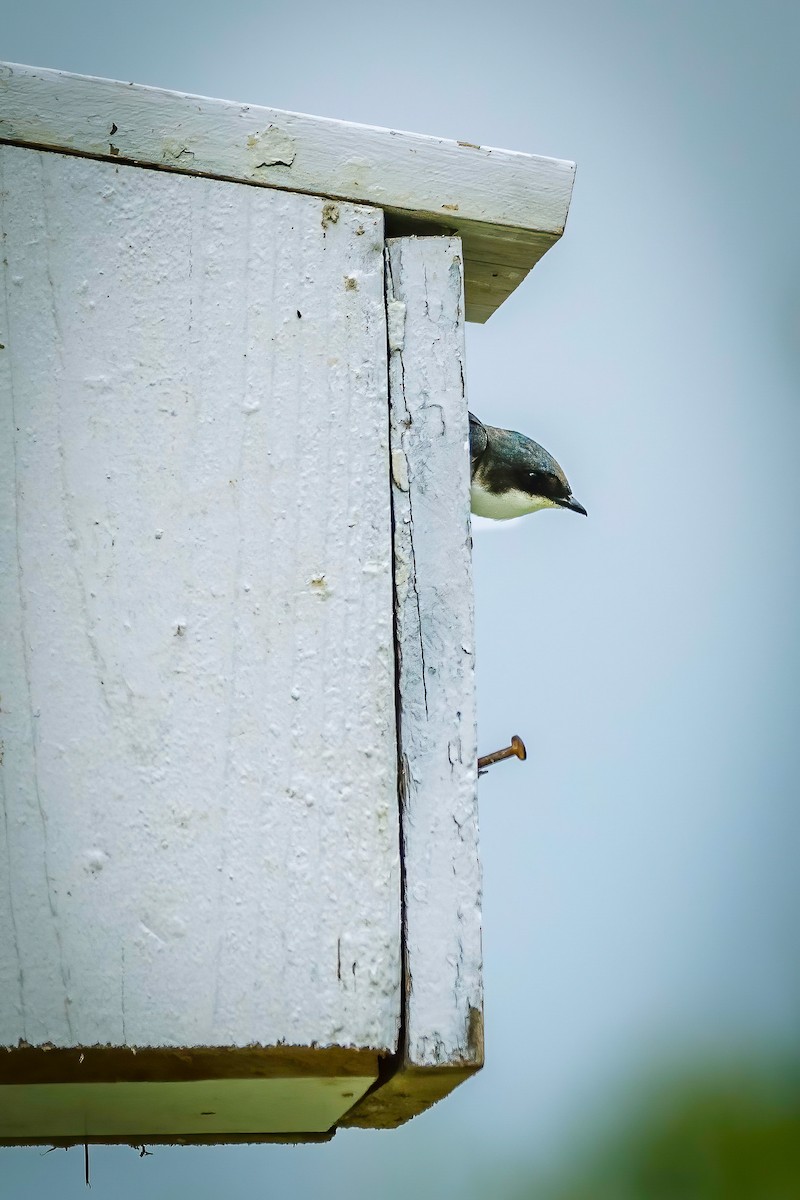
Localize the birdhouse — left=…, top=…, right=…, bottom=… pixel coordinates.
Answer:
left=0, top=62, right=575, bottom=1145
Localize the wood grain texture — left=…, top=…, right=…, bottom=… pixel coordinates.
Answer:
left=0, top=1076, right=376, bottom=1141
left=0, top=146, right=400, bottom=1063
left=343, top=237, right=482, bottom=1128
left=0, top=62, right=576, bottom=322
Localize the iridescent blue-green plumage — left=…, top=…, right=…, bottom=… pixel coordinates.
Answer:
left=469, top=412, right=586, bottom=520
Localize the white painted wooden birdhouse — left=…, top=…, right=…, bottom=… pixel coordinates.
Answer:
left=0, top=62, right=574, bottom=1145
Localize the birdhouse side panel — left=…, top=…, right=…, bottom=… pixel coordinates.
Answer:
left=343, top=236, right=481, bottom=1129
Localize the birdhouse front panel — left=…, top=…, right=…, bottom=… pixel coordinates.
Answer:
left=0, top=142, right=400, bottom=1134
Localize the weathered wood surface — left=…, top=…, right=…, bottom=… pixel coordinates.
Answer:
left=0, top=146, right=400, bottom=1066
left=0, top=1042, right=378, bottom=1143
left=343, top=237, right=481, bottom=1128
left=0, top=1076, right=372, bottom=1142
left=0, top=62, right=576, bottom=322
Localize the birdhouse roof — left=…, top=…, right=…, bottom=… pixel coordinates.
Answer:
left=0, top=61, right=575, bottom=321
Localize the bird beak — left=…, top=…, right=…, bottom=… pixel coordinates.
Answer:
left=556, top=495, right=588, bottom=516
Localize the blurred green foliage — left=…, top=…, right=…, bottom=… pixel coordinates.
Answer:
left=493, top=1058, right=800, bottom=1200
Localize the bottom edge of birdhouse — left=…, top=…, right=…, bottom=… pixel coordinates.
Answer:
left=0, top=1042, right=383, bottom=1142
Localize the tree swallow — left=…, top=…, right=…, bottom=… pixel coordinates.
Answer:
left=469, top=412, right=587, bottom=520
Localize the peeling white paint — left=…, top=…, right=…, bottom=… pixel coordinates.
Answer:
left=0, top=144, right=401, bottom=1056
left=0, top=62, right=576, bottom=322
left=386, top=300, right=407, bottom=352
left=391, top=449, right=410, bottom=493
left=386, top=237, right=482, bottom=1071
left=247, top=124, right=297, bottom=169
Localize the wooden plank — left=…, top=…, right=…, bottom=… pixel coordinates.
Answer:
left=0, top=143, right=400, bottom=1103
left=0, top=1044, right=378, bottom=1085
left=459, top=301, right=497, bottom=325
left=0, top=1044, right=366, bottom=1145
left=455, top=224, right=559, bottom=268
left=4, top=1132, right=335, bottom=1148
left=0, top=62, right=575, bottom=322
left=464, top=261, right=529, bottom=292
left=342, top=236, right=482, bottom=1128
left=0, top=1076, right=376, bottom=1140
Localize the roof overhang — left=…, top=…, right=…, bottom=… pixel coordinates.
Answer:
left=0, top=62, right=575, bottom=321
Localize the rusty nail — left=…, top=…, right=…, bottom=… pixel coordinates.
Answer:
left=477, top=735, right=527, bottom=773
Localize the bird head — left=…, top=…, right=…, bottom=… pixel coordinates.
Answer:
left=514, top=434, right=587, bottom=516
left=470, top=420, right=587, bottom=521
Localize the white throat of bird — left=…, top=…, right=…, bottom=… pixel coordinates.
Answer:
left=470, top=481, right=557, bottom=520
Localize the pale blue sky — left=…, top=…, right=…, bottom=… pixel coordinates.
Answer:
left=3, top=1, right=799, bottom=1196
